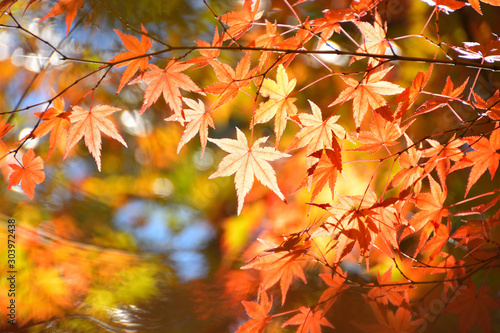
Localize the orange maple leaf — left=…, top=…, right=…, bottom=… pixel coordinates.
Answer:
left=390, top=135, right=424, bottom=194
left=39, top=0, right=84, bottom=34
left=311, top=8, right=355, bottom=49
left=318, top=267, right=348, bottom=313
left=0, top=119, right=13, bottom=155
left=313, top=188, right=382, bottom=265
left=450, top=126, right=500, bottom=197
left=472, top=90, right=500, bottom=120
left=414, top=76, right=469, bottom=117
left=295, top=151, right=339, bottom=203
left=252, top=19, right=280, bottom=69
left=329, top=66, right=403, bottom=130
left=8, top=148, right=45, bottom=199
left=367, top=266, right=408, bottom=307
left=282, top=307, right=334, bottom=333
left=208, top=128, right=289, bottom=215
left=394, top=64, right=434, bottom=118
left=241, top=238, right=308, bottom=305
left=350, top=110, right=411, bottom=154
left=166, top=98, right=214, bottom=157
left=446, top=279, right=500, bottom=333
left=33, top=92, right=71, bottom=159
left=188, top=27, right=222, bottom=69
left=203, top=52, right=257, bottom=108
left=353, top=302, right=424, bottom=333
left=64, top=105, right=127, bottom=171
left=110, top=24, right=152, bottom=93
left=236, top=290, right=273, bottom=333
left=254, top=64, right=298, bottom=145
left=409, top=176, right=449, bottom=233
left=131, top=61, right=200, bottom=116
left=218, top=0, right=263, bottom=41
left=421, top=136, right=465, bottom=187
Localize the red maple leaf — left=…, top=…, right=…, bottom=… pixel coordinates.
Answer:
left=39, top=0, right=84, bottom=34
left=446, top=279, right=500, bottom=333
left=282, top=307, right=334, bottom=333
left=410, top=176, right=449, bottom=232
left=367, top=266, right=408, bottom=307
left=414, top=76, right=469, bottom=117
left=241, top=242, right=308, bottom=305
left=33, top=92, right=71, bottom=159
left=110, top=24, right=152, bottom=93
left=350, top=110, right=411, bottom=154
left=450, top=125, right=500, bottom=196
left=131, top=61, right=200, bottom=117
left=236, top=290, right=273, bottom=333
left=64, top=105, right=127, bottom=171
left=318, top=267, right=348, bottom=313
left=8, top=148, right=45, bottom=199
left=472, top=90, right=500, bottom=120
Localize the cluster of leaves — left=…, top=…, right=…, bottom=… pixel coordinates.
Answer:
left=2, top=0, right=500, bottom=332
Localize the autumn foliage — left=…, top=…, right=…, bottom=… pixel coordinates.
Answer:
left=1, top=0, right=500, bottom=332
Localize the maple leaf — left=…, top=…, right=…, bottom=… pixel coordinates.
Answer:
left=0, top=118, right=13, bottom=140
left=366, top=266, right=408, bottom=307
left=33, top=92, right=71, bottom=159
left=409, top=176, right=449, bottom=233
left=420, top=220, right=450, bottom=260
left=421, top=136, right=465, bottom=187
left=254, top=64, right=298, bottom=145
left=390, top=135, right=424, bottom=194
left=467, top=0, right=500, bottom=14
left=8, top=148, right=45, bottom=199
left=446, top=279, right=500, bottom=333
left=352, top=13, right=389, bottom=66
left=311, top=8, right=355, bottom=49
left=287, top=100, right=346, bottom=156
left=394, top=64, right=434, bottom=118
left=131, top=61, right=200, bottom=116
left=295, top=151, right=339, bottom=203
left=166, top=98, right=214, bottom=157
left=413, top=76, right=469, bottom=117
left=110, top=24, right=152, bottom=93
left=241, top=249, right=307, bottom=305
left=450, top=39, right=500, bottom=62
left=472, top=90, right=500, bottom=120
left=353, top=302, right=424, bottom=333
left=350, top=110, right=411, bottom=154
left=203, top=52, right=257, bottom=108
left=450, top=126, right=500, bottom=196
left=329, top=66, right=403, bottom=130
left=39, top=0, right=84, bottom=34
left=312, top=188, right=382, bottom=265
left=208, top=128, right=290, bottom=215
left=318, top=267, right=348, bottom=313
left=282, top=307, right=334, bottom=333
left=64, top=105, right=127, bottom=171
left=219, top=0, right=263, bottom=41
left=188, top=27, right=222, bottom=69
left=421, top=0, right=467, bottom=14
left=252, top=19, right=280, bottom=70
left=236, top=290, right=273, bottom=333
